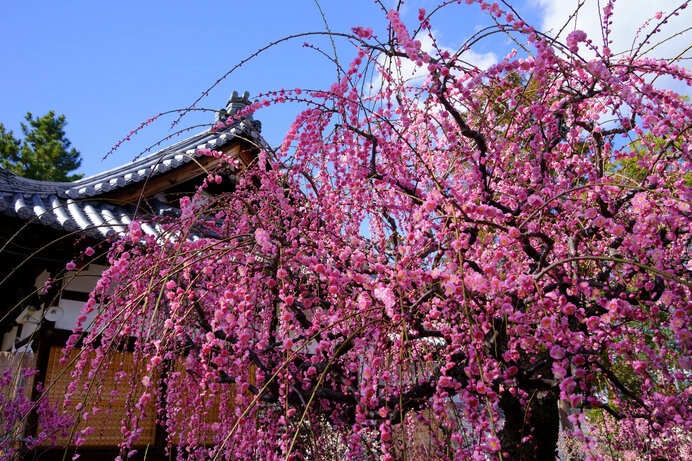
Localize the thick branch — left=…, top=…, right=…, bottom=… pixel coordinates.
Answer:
left=596, top=361, right=650, bottom=412
left=436, top=90, right=491, bottom=195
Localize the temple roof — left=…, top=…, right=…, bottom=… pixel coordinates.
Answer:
left=0, top=92, right=259, bottom=239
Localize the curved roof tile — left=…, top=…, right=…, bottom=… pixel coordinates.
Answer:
left=0, top=92, right=259, bottom=239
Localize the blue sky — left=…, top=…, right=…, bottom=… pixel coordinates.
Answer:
left=1, top=1, right=688, bottom=177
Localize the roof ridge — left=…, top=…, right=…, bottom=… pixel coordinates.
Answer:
left=0, top=91, right=259, bottom=200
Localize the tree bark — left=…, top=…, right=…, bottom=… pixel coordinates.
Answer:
left=499, top=388, right=559, bottom=460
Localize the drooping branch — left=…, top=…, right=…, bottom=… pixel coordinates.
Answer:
left=595, top=361, right=651, bottom=413
left=336, top=124, right=380, bottom=179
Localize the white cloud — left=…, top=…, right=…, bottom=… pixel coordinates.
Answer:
left=458, top=48, right=499, bottom=70
left=533, top=0, right=691, bottom=60
left=531, top=0, right=691, bottom=96
left=373, top=31, right=498, bottom=90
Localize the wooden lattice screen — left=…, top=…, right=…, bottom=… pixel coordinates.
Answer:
left=0, top=352, right=36, bottom=455
left=0, top=350, right=36, bottom=400
left=165, top=360, right=254, bottom=446
left=39, top=345, right=157, bottom=448
left=34, top=344, right=255, bottom=453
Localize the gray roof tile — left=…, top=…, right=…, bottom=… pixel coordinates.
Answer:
left=0, top=92, right=258, bottom=239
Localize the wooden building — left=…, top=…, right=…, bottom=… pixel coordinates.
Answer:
left=0, top=92, right=259, bottom=460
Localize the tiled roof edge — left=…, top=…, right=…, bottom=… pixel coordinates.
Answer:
left=0, top=92, right=259, bottom=200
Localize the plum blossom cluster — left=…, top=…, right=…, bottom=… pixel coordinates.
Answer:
left=1, top=366, right=73, bottom=458
left=57, top=0, right=690, bottom=460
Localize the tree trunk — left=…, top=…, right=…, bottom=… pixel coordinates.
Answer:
left=499, top=388, right=559, bottom=460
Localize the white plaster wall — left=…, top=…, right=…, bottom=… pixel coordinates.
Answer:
left=0, top=264, right=107, bottom=351
left=55, top=264, right=107, bottom=331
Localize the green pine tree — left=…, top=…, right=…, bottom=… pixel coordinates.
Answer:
left=0, top=111, right=83, bottom=181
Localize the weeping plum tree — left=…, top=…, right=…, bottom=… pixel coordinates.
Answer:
left=56, top=0, right=690, bottom=459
